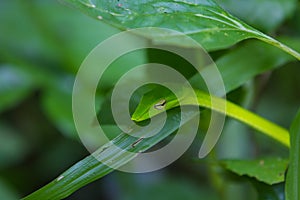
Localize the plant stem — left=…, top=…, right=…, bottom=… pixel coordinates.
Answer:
left=252, top=31, right=300, bottom=61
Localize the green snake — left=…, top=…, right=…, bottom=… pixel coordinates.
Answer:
left=131, top=87, right=290, bottom=148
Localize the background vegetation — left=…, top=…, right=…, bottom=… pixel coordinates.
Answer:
left=0, top=0, right=299, bottom=199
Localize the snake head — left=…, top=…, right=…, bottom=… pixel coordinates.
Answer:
left=131, top=87, right=178, bottom=122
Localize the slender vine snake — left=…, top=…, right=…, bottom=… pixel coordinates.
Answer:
left=131, top=87, right=290, bottom=147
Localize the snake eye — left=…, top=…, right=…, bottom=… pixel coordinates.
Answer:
left=154, top=99, right=166, bottom=110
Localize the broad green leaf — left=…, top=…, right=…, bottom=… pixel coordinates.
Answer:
left=222, top=158, right=289, bottom=185
left=216, top=0, right=297, bottom=32
left=285, top=109, right=300, bottom=200
left=63, top=0, right=300, bottom=60
left=22, top=108, right=197, bottom=200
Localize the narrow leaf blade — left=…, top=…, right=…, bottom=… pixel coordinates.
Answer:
left=22, top=108, right=197, bottom=200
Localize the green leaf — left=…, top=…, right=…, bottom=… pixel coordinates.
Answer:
left=22, top=108, right=197, bottom=200
left=285, top=109, right=300, bottom=200
left=221, top=158, right=289, bottom=185
left=63, top=0, right=300, bottom=60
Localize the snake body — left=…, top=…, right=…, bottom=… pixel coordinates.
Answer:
left=131, top=87, right=290, bottom=147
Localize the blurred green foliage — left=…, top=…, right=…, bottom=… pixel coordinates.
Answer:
left=0, top=0, right=299, bottom=200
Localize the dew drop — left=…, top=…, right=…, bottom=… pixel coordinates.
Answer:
left=57, top=175, right=64, bottom=181
left=86, top=3, right=95, bottom=8
left=84, top=1, right=96, bottom=8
